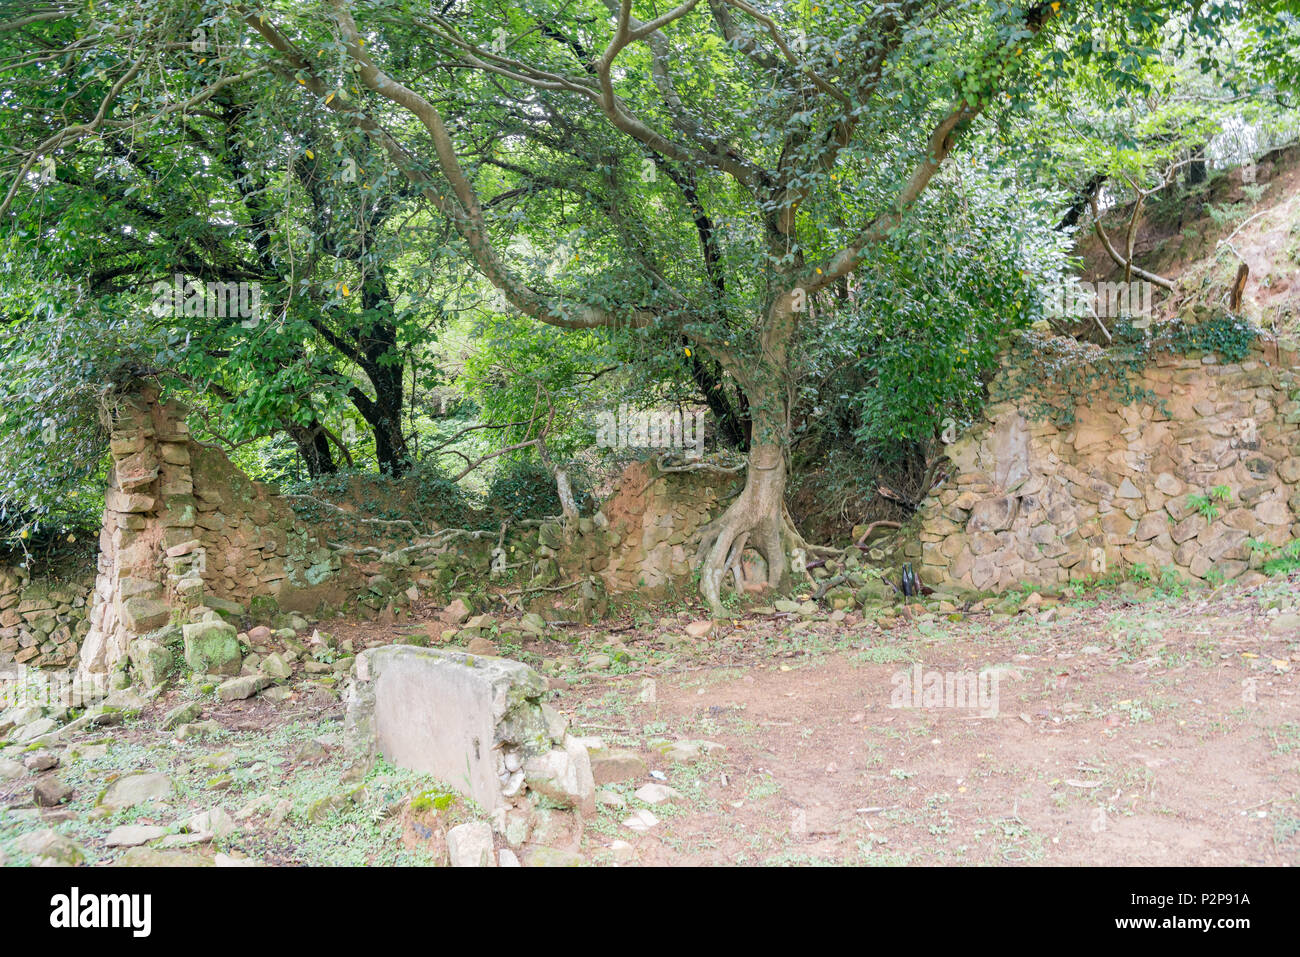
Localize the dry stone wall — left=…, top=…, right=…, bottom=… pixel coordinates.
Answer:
left=916, top=337, right=1300, bottom=592
left=0, top=568, right=92, bottom=668
left=544, top=459, right=740, bottom=597
left=78, top=384, right=348, bottom=674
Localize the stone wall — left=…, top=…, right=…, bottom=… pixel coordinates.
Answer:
left=916, top=337, right=1300, bottom=592
left=78, top=384, right=348, bottom=674
left=0, top=568, right=93, bottom=668
left=543, top=459, right=740, bottom=596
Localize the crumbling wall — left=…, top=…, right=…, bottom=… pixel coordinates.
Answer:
left=915, top=338, right=1300, bottom=591
left=0, top=568, right=92, bottom=668
left=540, top=460, right=740, bottom=597
left=78, top=384, right=349, bottom=674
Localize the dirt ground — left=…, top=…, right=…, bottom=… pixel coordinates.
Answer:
left=2, top=574, right=1297, bottom=868
left=526, top=576, right=1300, bottom=866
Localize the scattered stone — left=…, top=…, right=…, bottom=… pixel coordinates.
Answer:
left=14, top=828, right=86, bottom=866
left=684, top=620, right=713, bottom=638
left=174, top=719, right=221, bottom=741
left=100, top=772, right=174, bottom=810
left=33, top=777, right=74, bottom=807
left=104, top=825, right=168, bottom=848
left=189, top=807, right=238, bottom=840
left=589, top=748, right=648, bottom=785
left=523, top=737, right=596, bottom=815
left=183, top=620, right=242, bottom=675
left=497, top=847, right=521, bottom=867
left=622, top=808, right=659, bottom=832
left=540, top=703, right=568, bottom=745
left=0, top=758, right=25, bottom=780
left=160, top=701, right=202, bottom=730
left=260, top=652, right=291, bottom=680
left=217, top=674, right=270, bottom=702
left=215, top=852, right=259, bottom=867
left=654, top=739, right=725, bottom=764
left=443, top=599, right=471, bottom=624
left=267, top=798, right=292, bottom=828
left=634, top=783, right=683, bottom=805
left=24, top=751, right=58, bottom=772
left=307, top=791, right=357, bottom=823
left=116, top=847, right=212, bottom=867
left=128, top=638, right=173, bottom=689
left=64, top=742, right=108, bottom=761
left=1268, top=614, right=1300, bottom=636
left=466, top=636, right=497, bottom=656
left=595, top=789, right=627, bottom=810
left=292, top=739, right=329, bottom=764
left=523, top=846, right=583, bottom=867
left=155, top=832, right=212, bottom=848
left=638, top=679, right=657, bottom=703
left=609, top=839, right=635, bottom=863
left=447, top=821, right=496, bottom=867
left=13, top=717, right=58, bottom=743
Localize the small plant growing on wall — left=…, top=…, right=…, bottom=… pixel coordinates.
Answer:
left=1187, top=485, right=1233, bottom=521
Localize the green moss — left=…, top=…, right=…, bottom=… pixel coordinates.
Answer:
left=408, top=787, right=455, bottom=814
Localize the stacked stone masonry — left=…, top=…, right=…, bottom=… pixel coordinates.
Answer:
left=0, top=568, right=92, bottom=669
left=77, top=384, right=345, bottom=674
left=917, top=339, right=1300, bottom=592
left=545, top=460, right=739, bottom=596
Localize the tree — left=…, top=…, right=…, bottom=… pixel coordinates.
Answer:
left=0, top=1, right=1272, bottom=613
left=0, top=10, right=450, bottom=477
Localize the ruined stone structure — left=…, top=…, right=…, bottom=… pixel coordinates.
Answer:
left=345, top=645, right=564, bottom=812
left=78, top=385, right=347, bottom=674
left=916, top=337, right=1300, bottom=591
left=545, top=459, right=740, bottom=596
left=0, top=568, right=92, bottom=669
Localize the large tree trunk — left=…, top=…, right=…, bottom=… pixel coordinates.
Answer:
left=350, top=275, right=412, bottom=476
left=288, top=420, right=337, bottom=477
left=693, top=290, right=805, bottom=616
left=694, top=384, right=800, bottom=616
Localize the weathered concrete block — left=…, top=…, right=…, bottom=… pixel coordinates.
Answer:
left=345, top=646, right=550, bottom=811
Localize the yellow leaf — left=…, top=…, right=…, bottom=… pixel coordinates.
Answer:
left=684, top=347, right=692, bottom=357
left=305, top=149, right=315, bottom=159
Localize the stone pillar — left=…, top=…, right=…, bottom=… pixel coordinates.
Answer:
left=78, top=385, right=189, bottom=674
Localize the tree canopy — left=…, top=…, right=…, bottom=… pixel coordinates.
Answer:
left=1, top=0, right=1296, bottom=608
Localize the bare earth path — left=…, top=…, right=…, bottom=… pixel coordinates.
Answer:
left=539, top=577, right=1300, bottom=866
